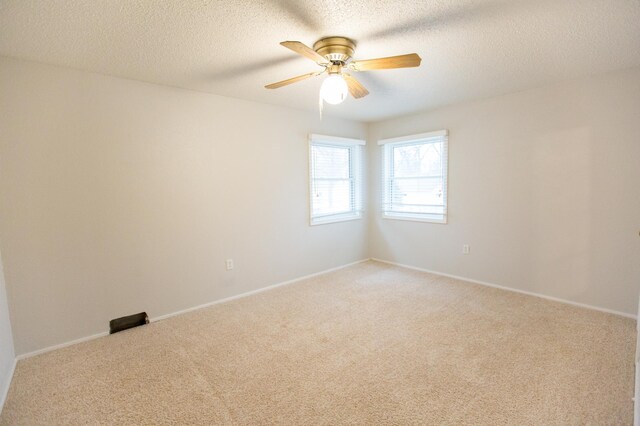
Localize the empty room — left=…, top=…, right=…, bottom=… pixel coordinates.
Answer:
left=1, top=0, right=639, bottom=424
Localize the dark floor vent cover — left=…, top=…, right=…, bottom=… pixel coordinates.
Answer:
left=109, top=312, right=149, bottom=334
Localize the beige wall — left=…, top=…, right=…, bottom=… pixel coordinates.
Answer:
left=368, top=67, right=640, bottom=316
left=1, top=56, right=638, bottom=357
left=0, top=251, right=14, bottom=409
left=0, top=57, right=368, bottom=355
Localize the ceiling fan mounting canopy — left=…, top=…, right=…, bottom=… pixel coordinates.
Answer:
left=313, top=37, right=356, bottom=64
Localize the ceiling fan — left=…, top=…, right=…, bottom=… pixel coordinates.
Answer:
left=265, top=37, right=421, bottom=105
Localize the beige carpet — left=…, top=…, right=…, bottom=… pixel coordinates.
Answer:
left=1, top=261, right=635, bottom=425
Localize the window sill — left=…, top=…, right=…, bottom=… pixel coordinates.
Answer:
left=310, top=214, right=363, bottom=226
left=382, top=212, right=447, bottom=224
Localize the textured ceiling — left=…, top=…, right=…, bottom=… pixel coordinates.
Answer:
left=1, top=0, right=639, bottom=122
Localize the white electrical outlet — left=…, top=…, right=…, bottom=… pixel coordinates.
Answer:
left=462, top=245, right=470, bottom=255
left=225, top=259, right=234, bottom=270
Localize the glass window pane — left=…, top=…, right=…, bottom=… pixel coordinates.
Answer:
left=312, top=179, right=352, bottom=216
left=390, top=177, right=444, bottom=213
left=382, top=134, right=448, bottom=222
left=393, top=142, right=442, bottom=177
left=312, top=145, right=350, bottom=178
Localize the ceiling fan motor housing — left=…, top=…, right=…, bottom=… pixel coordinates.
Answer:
left=313, top=37, right=356, bottom=64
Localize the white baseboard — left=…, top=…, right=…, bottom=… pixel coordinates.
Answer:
left=16, top=331, right=109, bottom=361
left=635, top=360, right=639, bottom=426
left=0, top=357, right=17, bottom=414
left=16, top=258, right=370, bottom=360
left=371, top=258, right=636, bottom=320
left=634, top=296, right=640, bottom=426
left=151, top=258, right=369, bottom=323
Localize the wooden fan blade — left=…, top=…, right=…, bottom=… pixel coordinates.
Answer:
left=349, top=53, right=421, bottom=71
left=280, top=41, right=330, bottom=65
left=265, top=71, right=320, bottom=89
left=343, top=74, right=369, bottom=99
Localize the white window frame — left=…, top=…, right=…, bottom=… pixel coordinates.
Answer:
left=308, top=134, right=365, bottom=226
left=379, top=130, right=448, bottom=224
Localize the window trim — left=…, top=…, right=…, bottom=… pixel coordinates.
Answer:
left=379, top=130, right=448, bottom=224
left=377, top=129, right=448, bottom=146
left=308, top=134, right=365, bottom=226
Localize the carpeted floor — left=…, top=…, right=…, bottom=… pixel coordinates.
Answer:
left=0, top=261, right=635, bottom=425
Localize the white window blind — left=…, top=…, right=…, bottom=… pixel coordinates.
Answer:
left=380, top=130, right=448, bottom=223
left=309, top=134, right=365, bottom=225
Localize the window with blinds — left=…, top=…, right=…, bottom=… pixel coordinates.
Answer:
left=380, top=130, right=448, bottom=223
left=309, top=134, right=365, bottom=225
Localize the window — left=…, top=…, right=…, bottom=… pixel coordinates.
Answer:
left=309, top=134, right=365, bottom=225
left=380, top=130, right=448, bottom=223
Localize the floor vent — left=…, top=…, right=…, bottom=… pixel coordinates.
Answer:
left=109, top=312, right=149, bottom=334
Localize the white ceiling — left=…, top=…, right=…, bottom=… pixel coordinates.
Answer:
left=1, top=0, right=639, bottom=122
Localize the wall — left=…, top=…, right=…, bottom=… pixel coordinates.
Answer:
left=0, top=57, right=368, bottom=355
left=1, top=56, right=638, bottom=358
left=0, top=252, right=15, bottom=410
left=368, top=67, right=640, bottom=316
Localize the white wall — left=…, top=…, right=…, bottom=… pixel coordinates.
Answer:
left=0, top=251, right=15, bottom=410
left=0, top=57, right=368, bottom=355
left=368, top=67, right=640, bottom=316
left=1, top=55, right=638, bottom=357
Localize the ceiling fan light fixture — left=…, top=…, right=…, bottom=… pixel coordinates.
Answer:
left=320, top=73, right=348, bottom=105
